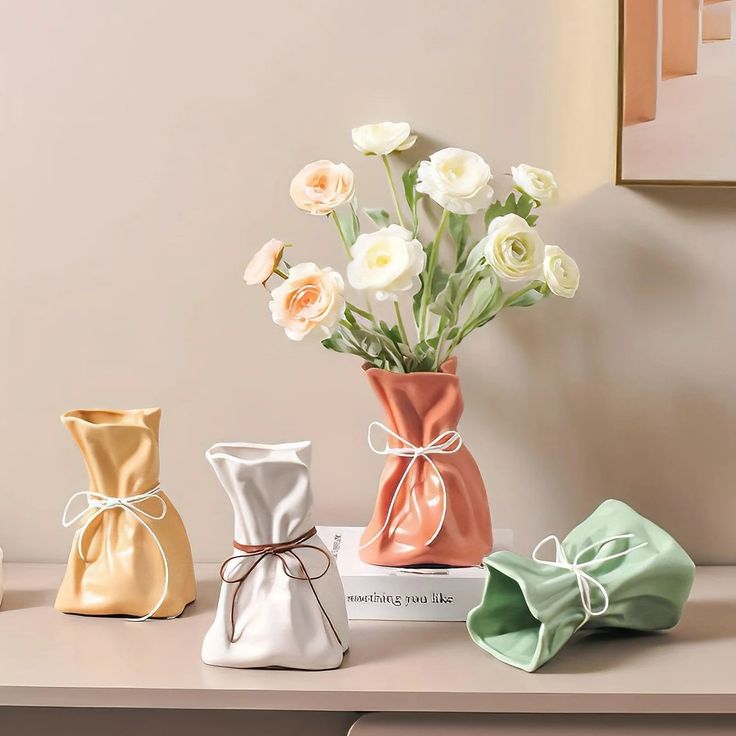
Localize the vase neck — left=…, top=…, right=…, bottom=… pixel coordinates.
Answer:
left=62, top=409, right=161, bottom=497
left=366, top=369, right=464, bottom=447
left=206, top=442, right=314, bottom=546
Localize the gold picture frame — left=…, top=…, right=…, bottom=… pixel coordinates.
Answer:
left=617, top=0, right=736, bottom=187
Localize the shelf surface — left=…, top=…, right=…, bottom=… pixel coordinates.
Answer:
left=0, top=563, right=734, bottom=713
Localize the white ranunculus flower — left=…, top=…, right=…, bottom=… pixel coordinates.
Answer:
left=351, top=121, right=417, bottom=156
left=347, top=225, right=426, bottom=302
left=482, top=213, right=544, bottom=283
left=416, top=148, right=494, bottom=215
left=511, top=164, right=558, bottom=203
left=544, top=245, right=579, bottom=298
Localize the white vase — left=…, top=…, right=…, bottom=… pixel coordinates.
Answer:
left=201, top=441, right=349, bottom=670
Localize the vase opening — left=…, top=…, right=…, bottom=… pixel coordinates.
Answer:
left=62, top=407, right=159, bottom=427
left=206, top=441, right=311, bottom=465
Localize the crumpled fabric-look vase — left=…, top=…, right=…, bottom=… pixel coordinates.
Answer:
left=467, top=499, right=695, bottom=672
left=55, top=408, right=196, bottom=618
left=359, top=357, right=492, bottom=567
left=202, top=441, right=349, bottom=670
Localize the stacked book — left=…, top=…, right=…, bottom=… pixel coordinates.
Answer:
left=318, top=526, right=513, bottom=621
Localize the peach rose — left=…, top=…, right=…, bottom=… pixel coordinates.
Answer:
left=268, top=262, right=345, bottom=341
left=289, top=160, right=355, bottom=215
left=243, top=238, right=285, bottom=285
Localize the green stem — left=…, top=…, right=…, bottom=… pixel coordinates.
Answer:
left=439, top=280, right=542, bottom=366
left=439, top=322, right=468, bottom=367
left=330, top=211, right=352, bottom=258
left=455, top=239, right=464, bottom=270
left=502, top=281, right=542, bottom=307
left=347, top=297, right=378, bottom=326
left=385, top=344, right=407, bottom=373
left=273, top=268, right=288, bottom=279
left=433, top=334, right=447, bottom=372
left=332, top=212, right=376, bottom=327
left=418, top=209, right=450, bottom=341
left=338, top=327, right=374, bottom=363
left=441, top=334, right=460, bottom=368
left=363, top=294, right=379, bottom=326
left=351, top=321, right=405, bottom=373
left=381, top=154, right=406, bottom=228
left=393, top=301, right=410, bottom=346
left=432, top=313, right=450, bottom=370
left=437, top=271, right=486, bottom=365
left=345, top=301, right=374, bottom=322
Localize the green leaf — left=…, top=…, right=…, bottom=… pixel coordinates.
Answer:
left=402, top=163, right=421, bottom=237
left=402, top=163, right=418, bottom=211
left=355, top=331, right=382, bottom=358
left=484, top=193, right=516, bottom=229
left=414, top=357, right=436, bottom=372
left=364, top=208, right=390, bottom=228
left=412, top=338, right=442, bottom=373
left=378, top=320, right=403, bottom=346
left=484, top=192, right=539, bottom=229
left=413, top=261, right=448, bottom=326
left=321, top=329, right=370, bottom=360
left=464, top=239, right=487, bottom=270
left=412, top=286, right=423, bottom=326
left=448, top=213, right=470, bottom=249
left=429, top=270, right=467, bottom=325
left=515, top=193, right=535, bottom=219
left=448, top=213, right=471, bottom=264
left=506, top=291, right=543, bottom=307
left=414, top=339, right=432, bottom=359
left=506, top=281, right=546, bottom=307
left=335, top=202, right=360, bottom=247
left=423, top=264, right=449, bottom=312
left=321, top=334, right=345, bottom=353
left=461, top=268, right=504, bottom=336
left=430, top=265, right=449, bottom=300
left=343, top=323, right=409, bottom=372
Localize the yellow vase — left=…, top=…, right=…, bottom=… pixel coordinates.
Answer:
left=55, top=408, right=196, bottom=618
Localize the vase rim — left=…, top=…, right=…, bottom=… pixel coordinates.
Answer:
left=362, top=356, right=458, bottom=377
left=61, top=407, right=160, bottom=427
left=206, top=440, right=311, bottom=461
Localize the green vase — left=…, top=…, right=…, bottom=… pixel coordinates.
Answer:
left=467, top=499, right=695, bottom=672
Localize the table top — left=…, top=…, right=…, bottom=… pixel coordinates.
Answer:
left=0, top=563, right=734, bottom=713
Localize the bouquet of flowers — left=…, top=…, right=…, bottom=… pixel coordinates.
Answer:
left=244, top=121, right=579, bottom=373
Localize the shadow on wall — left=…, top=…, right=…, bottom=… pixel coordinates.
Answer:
left=460, top=184, right=736, bottom=563
left=634, top=184, right=736, bottom=214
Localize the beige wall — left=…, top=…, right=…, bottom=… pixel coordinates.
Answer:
left=1, top=0, right=734, bottom=565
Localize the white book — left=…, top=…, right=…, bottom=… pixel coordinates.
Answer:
left=317, top=526, right=513, bottom=622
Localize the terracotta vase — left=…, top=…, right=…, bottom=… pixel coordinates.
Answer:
left=55, top=408, right=196, bottom=619
left=359, top=358, right=492, bottom=567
